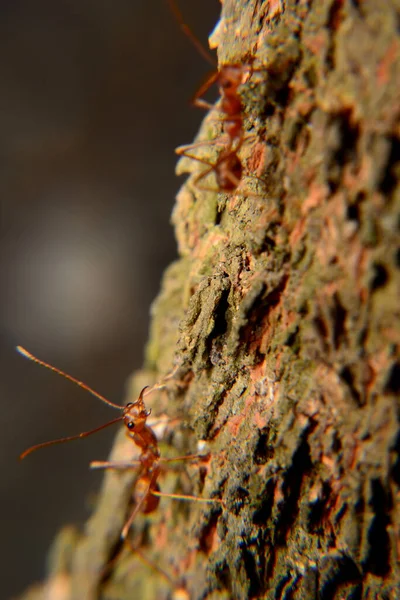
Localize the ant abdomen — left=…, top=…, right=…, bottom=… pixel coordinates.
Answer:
left=216, top=151, right=243, bottom=192
left=134, top=476, right=161, bottom=514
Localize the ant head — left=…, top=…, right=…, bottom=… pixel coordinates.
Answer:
left=219, top=64, right=246, bottom=93
left=123, top=387, right=151, bottom=433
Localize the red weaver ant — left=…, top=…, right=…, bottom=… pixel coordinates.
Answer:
left=176, top=136, right=245, bottom=193
left=168, top=0, right=262, bottom=195
left=17, top=346, right=223, bottom=540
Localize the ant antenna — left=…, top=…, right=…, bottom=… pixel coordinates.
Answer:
left=17, top=345, right=125, bottom=459
left=16, top=346, right=123, bottom=410
left=167, top=0, right=216, bottom=68
left=19, top=417, right=122, bottom=460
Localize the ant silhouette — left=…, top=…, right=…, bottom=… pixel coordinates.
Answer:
left=17, top=346, right=223, bottom=540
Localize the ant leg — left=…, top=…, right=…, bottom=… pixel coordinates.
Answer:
left=178, top=156, right=228, bottom=194
left=177, top=142, right=248, bottom=194
left=121, top=479, right=154, bottom=539
left=158, top=453, right=209, bottom=464
left=125, top=537, right=190, bottom=598
left=126, top=537, right=175, bottom=586
left=192, top=166, right=221, bottom=192
left=175, top=138, right=224, bottom=157
left=91, top=454, right=208, bottom=470
left=175, top=148, right=217, bottom=188
left=192, top=154, right=243, bottom=194
left=153, top=363, right=182, bottom=385
left=176, top=143, right=228, bottom=190
left=177, top=142, right=263, bottom=197
left=176, top=150, right=215, bottom=171
left=222, top=169, right=242, bottom=190
left=90, top=459, right=152, bottom=539
left=191, top=70, right=220, bottom=109
left=193, top=98, right=215, bottom=111
left=141, top=363, right=187, bottom=402
left=90, top=460, right=142, bottom=469
left=146, top=363, right=183, bottom=392
left=151, top=489, right=224, bottom=506
left=92, top=454, right=214, bottom=475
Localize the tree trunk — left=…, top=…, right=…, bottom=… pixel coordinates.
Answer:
left=19, top=1, right=400, bottom=599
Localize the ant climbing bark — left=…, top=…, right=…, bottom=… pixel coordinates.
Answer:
left=17, top=346, right=223, bottom=541
left=168, top=0, right=247, bottom=144
left=168, top=0, right=264, bottom=196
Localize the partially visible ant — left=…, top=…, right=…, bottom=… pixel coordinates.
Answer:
left=175, top=136, right=245, bottom=193
left=168, top=0, right=263, bottom=195
left=18, top=346, right=223, bottom=541
left=167, top=0, right=249, bottom=145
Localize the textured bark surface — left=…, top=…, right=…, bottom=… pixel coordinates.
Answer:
left=19, top=1, right=400, bottom=599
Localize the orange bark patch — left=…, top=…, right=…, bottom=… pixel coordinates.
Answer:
left=155, top=520, right=169, bottom=550
left=304, top=32, right=327, bottom=55
left=258, top=284, right=293, bottom=355
left=246, top=141, right=269, bottom=177
left=301, top=182, right=329, bottom=216
left=253, top=411, right=269, bottom=430
left=249, top=359, right=267, bottom=385
left=267, top=0, right=284, bottom=19
left=315, top=192, right=348, bottom=267
left=227, top=414, right=244, bottom=437
left=195, top=231, right=228, bottom=261
left=377, top=40, right=399, bottom=86
left=321, top=454, right=335, bottom=471
left=289, top=215, right=307, bottom=247
left=227, top=394, right=261, bottom=438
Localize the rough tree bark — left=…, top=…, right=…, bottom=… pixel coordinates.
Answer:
left=19, top=1, right=400, bottom=599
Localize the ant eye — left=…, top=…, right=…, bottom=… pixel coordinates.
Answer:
left=127, top=422, right=134, bottom=430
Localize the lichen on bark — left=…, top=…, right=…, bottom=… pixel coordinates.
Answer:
left=19, top=1, right=400, bottom=599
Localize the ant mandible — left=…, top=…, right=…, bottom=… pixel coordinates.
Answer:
left=18, top=346, right=223, bottom=540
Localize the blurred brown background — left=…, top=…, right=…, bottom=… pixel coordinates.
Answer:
left=0, top=1, right=220, bottom=597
